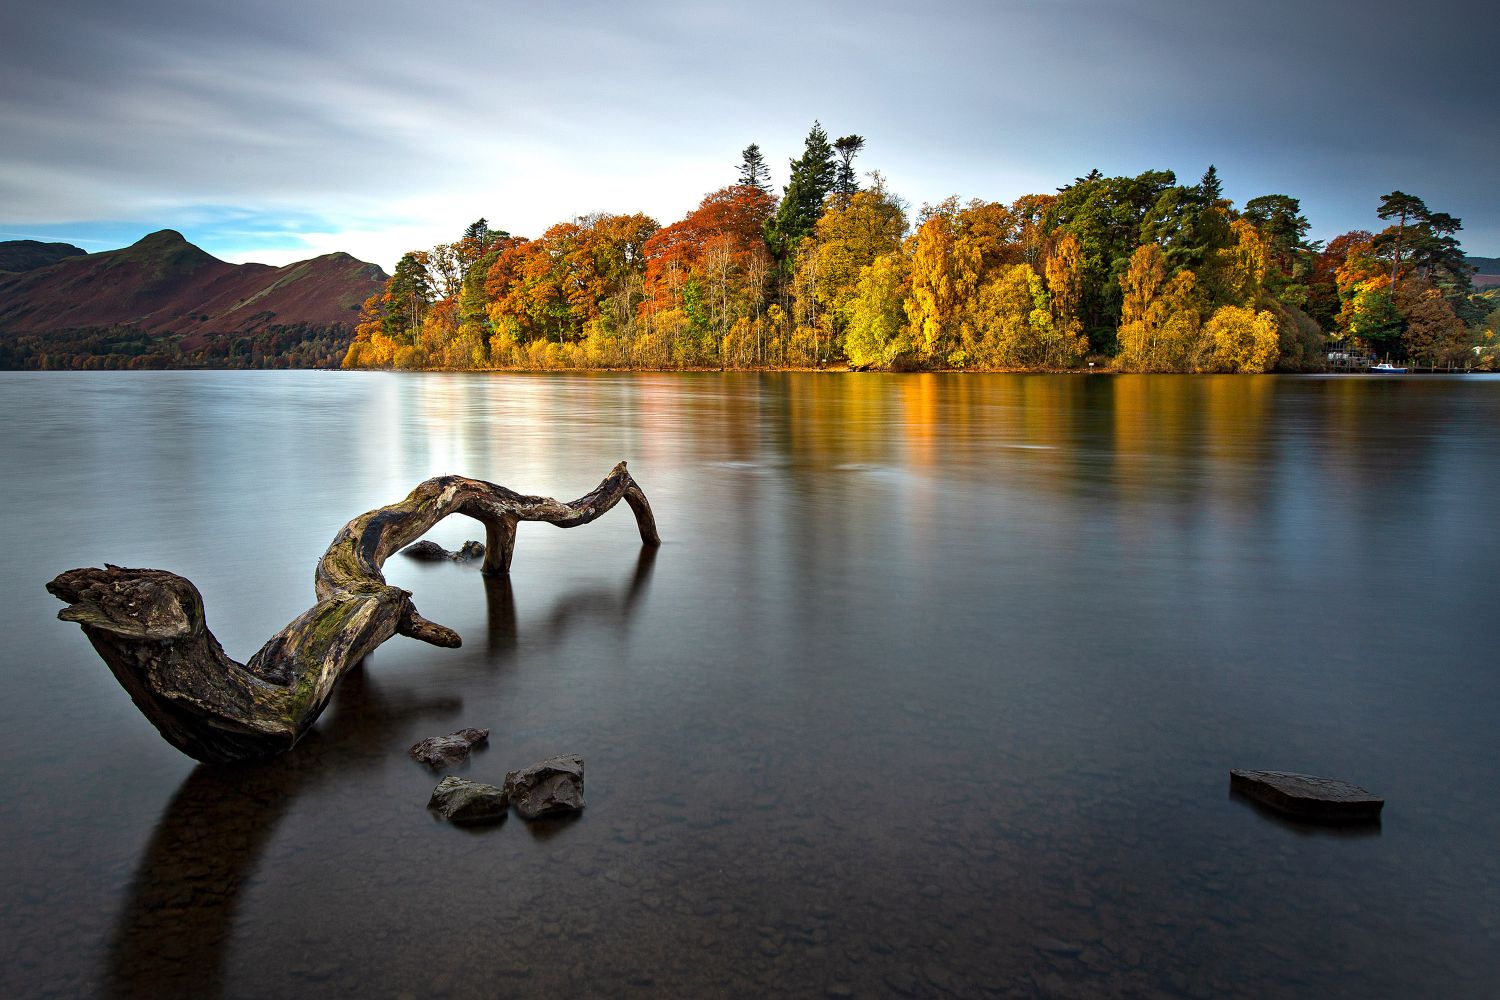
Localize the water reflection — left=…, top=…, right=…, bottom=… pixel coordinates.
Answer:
left=484, top=546, right=657, bottom=658
left=105, top=668, right=461, bottom=1000
left=105, top=559, right=654, bottom=999
left=1227, top=789, right=1383, bottom=839
left=3, top=372, right=1498, bottom=1000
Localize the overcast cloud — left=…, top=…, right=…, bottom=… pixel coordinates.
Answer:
left=1, top=0, right=1493, bottom=267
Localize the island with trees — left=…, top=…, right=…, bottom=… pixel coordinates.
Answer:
left=342, top=123, right=1495, bottom=374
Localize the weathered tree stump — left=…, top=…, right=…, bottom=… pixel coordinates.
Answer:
left=47, top=463, right=659, bottom=764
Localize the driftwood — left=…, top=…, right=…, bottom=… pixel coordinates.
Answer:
left=47, top=463, right=659, bottom=764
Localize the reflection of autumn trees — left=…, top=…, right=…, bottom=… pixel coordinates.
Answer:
left=341, top=138, right=1484, bottom=374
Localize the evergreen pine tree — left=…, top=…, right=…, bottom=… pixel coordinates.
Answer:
left=1374, top=191, right=1431, bottom=282
left=737, top=144, right=771, bottom=192
left=1198, top=165, right=1223, bottom=204
left=833, top=135, right=866, bottom=201
left=768, top=122, right=837, bottom=258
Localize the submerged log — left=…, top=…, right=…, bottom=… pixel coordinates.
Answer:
left=47, top=463, right=659, bottom=764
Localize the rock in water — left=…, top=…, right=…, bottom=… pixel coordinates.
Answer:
left=399, top=539, right=486, bottom=561
left=428, top=776, right=509, bottom=824
left=409, top=728, right=489, bottom=767
left=400, top=540, right=451, bottom=561
left=505, top=755, right=585, bottom=819
left=1230, top=769, right=1384, bottom=822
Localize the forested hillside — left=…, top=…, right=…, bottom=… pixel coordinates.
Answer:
left=0, top=231, right=387, bottom=369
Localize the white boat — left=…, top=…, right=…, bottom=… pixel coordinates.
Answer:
left=1370, top=362, right=1408, bottom=373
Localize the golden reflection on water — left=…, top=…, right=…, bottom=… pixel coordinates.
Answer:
left=8, top=371, right=1497, bottom=999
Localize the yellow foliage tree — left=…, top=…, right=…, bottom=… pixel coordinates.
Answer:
left=1115, top=244, right=1208, bottom=371
left=1205, top=305, right=1280, bottom=372
left=795, top=183, right=907, bottom=351
left=904, top=199, right=983, bottom=363
left=1044, top=232, right=1087, bottom=352
left=962, top=264, right=1089, bottom=369
left=1212, top=219, right=1270, bottom=308
left=844, top=252, right=910, bottom=368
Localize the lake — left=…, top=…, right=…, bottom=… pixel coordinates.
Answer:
left=1, top=370, right=1497, bottom=998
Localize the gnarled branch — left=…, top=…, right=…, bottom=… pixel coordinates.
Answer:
left=47, top=463, right=659, bottom=763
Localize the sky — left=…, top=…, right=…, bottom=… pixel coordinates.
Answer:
left=1, top=0, right=1494, bottom=270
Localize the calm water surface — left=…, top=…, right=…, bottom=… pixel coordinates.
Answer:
left=1, top=371, right=1497, bottom=998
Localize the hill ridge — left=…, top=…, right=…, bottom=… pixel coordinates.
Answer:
left=0, top=232, right=388, bottom=339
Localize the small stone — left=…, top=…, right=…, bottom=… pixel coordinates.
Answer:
left=1230, top=769, right=1384, bottom=822
left=427, top=776, right=508, bottom=824
left=409, top=728, right=489, bottom=767
left=504, top=755, right=585, bottom=819
left=455, top=540, right=486, bottom=560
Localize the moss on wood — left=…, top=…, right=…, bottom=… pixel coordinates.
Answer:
left=47, top=463, right=659, bottom=763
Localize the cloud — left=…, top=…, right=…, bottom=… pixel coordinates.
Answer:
left=1, top=0, right=1494, bottom=266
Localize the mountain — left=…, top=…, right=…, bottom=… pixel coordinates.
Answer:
left=0, top=239, right=87, bottom=274
left=1468, top=256, right=1500, bottom=289
left=0, top=230, right=389, bottom=369
left=0, top=230, right=387, bottom=337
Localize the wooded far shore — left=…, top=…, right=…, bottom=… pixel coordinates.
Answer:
left=340, top=128, right=1498, bottom=376
left=4, top=127, right=1497, bottom=373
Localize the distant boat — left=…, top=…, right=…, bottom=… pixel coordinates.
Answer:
left=1370, top=362, right=1408, bottom=373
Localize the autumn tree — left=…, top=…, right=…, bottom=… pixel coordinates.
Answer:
left=1204, top=305, right=1279, bottom=372
left=1211, top=219, right=1271, bottom=309
left=904, top=199, right=977, bottom=363
left=961, top=264, right=1086, bottom=369
left=1044, top=231, right=1087, bottom=351
left=342, top=292, right=399, bottom=368
left=641, top=185, right=775, bottom=365
left=1115, top=243, right=1209, bottom=371
left=792, top=176, right=906, bottom=362
left=844, top=252, right=910, bottom=368
left=1009, top=193, right=1056, bottom=269
left=480, top=214, right=659, bottom=360
left=1334, top=237, right=1403, bottom=350
left=1395, top=278, right=1469, bottom=364
left=1306, top=231, right=1371, bottom=331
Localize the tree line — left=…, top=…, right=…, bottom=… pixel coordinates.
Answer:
left=342, top=124, right=1492, bottom=373
left=4, top=323, right=354, bottom=370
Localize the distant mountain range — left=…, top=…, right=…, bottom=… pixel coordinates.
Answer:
left=1469, top=256, right=1500, bottom=289
left=0, top=231, right=388, bottom=369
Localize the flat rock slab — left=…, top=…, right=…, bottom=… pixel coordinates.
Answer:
left=428, top=776, right=509, bottom=824
left=400, top=539, right=486, bottom=561
left=1230, top=769, right=1384, bottom=823
left=505, top=755, right=585, bottom=819
left=409, top=727, right=489, bottom=767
